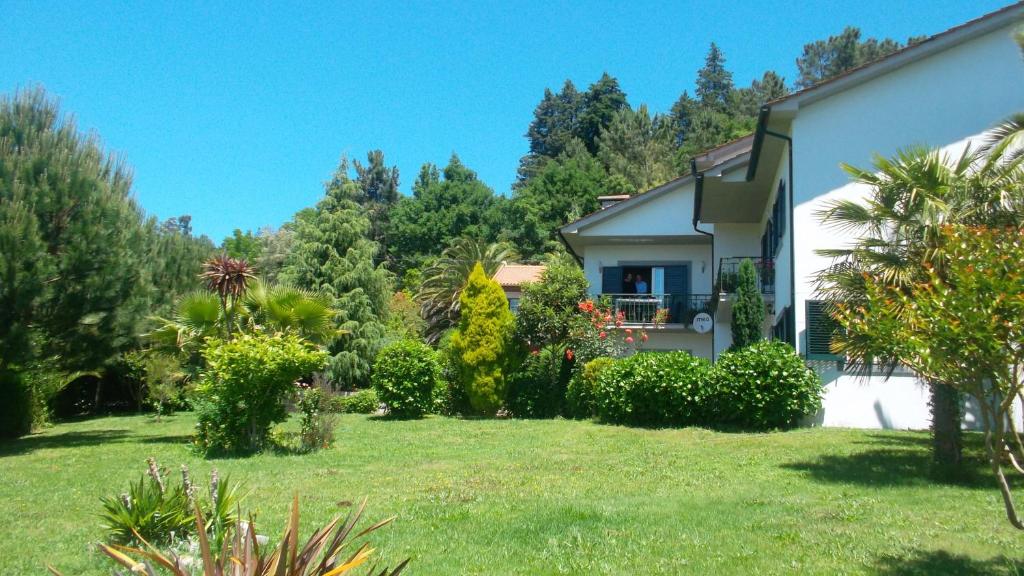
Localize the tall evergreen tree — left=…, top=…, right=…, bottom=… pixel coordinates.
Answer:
left=352, top=150, right=400, bottom=260
left=0, top=88, right=152, bottom=435
left=450, top=262, right=515, bottom=415
left=795, top=27, right=912, bottom=89
left=388, top=154, right=501, bottom=273
left=696, top=43, right=734, bottom=111
left=281, top=161, right=392, bottom=389
left=597, top=105, right=677, bottom=194
left=730, top=259, right=765, bottom=349
left=579, top=72, right=630, bottom=154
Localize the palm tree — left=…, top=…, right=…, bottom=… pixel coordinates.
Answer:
left=148, top=282, right=340, bottom=360
left=242, top=280, right=340, bottom=344
left=415, top=238, right=516, bottom=344
left=815, top=139, right=1024, bottom=471
left=200, top=254, right=255, bottom=337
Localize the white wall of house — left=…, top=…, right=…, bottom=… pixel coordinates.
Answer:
left=581, top=180, right=697, bottom=238
left=644, top=331, right=713, bottom=359
left=785, top=23, right=1024, bottom=430
left=580, top=244, right=714, bottom=296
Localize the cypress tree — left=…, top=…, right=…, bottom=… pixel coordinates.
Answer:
left=730, top=259, right=765, bottom=349
left=450, top=262, right=515, bottom=415
left=282, top=161, right=392, bottom=389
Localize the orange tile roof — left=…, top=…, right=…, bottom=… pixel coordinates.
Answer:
left=492, top=263, right=546, bottom=288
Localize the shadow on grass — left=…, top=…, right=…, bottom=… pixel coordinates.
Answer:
left=0, top=429, right=132, bottom=457
left=873, top=550, right=1024, bottom=575
left=781, top=433, right=994, bottom=489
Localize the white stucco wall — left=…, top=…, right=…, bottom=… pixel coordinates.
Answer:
left=643, top=331, right=714, bottom=359
left=580, top=180, right=697, bottom=238
left=785, top=23, right=1024, bottom=430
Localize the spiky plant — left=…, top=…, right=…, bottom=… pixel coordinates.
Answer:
left=53, top=496, right=408, bottom=576
left=415, top=238, right=515, bottom=344
left=200, top=255, right=255, bottom=337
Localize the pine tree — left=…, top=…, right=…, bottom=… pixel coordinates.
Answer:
left=352, top=150, right=400, bottom=260
left=579, top=72, right=630, bottom=154
left=596, top=105, right=677, bottom=193
left=282, top=161, right=392, bottom=389
left=730, top=259, right=765, bottom=349
left=450, top=262, right=515, bottom=415
left=696, top=43, right=734, bottom=111
left=0, top=88, right=153, bottom=435
left=795, top=27, right=906, bottom=89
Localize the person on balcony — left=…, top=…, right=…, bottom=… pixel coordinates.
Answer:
left=635, top=274, right=648, bottom=294
left=623, top=273, right=634, bottom=294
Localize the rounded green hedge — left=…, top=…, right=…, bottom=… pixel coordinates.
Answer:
left=372, top=340, right=441, bottom=418
left=593, top=352, right=712, bottom=427
left=710, top=340, right=822, bottom=429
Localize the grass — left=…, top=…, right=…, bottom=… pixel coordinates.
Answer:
left=2, top=414, right=1024, bottom=575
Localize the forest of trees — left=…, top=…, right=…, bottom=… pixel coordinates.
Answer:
left=0, top=26, right=919, bottom=436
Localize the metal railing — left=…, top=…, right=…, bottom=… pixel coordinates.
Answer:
left=599, top=293, right=716, bottom=326
left=717, top=257, right=775, bottom=295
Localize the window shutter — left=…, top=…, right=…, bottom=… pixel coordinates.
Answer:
left=805, top=300, right=841, bottom=359
left=601, top=266, right=623, bottom=294
left=663, top=265, right=687, bottom=295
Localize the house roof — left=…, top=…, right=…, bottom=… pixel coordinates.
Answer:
left=493, top=263, right=545, bottom=288
left=766, top=1, right=1024, bottom=113
left=561, top=2, right=1024, bottom=235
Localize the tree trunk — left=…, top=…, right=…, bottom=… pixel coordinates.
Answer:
left=929, top=380, right=963, bottom=473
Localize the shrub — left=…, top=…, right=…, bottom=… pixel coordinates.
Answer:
left=192, top=333, right=327, bottom=454
left=61, top=496, right=408, bottom=576
left=514, top=257, right=589, bottom=349
left=566, top=357, right=614, bottom=419
left=449, top=263, right=515, bottom=415
left=372, top=339, right=441, bottom=418
left=328, top=388, right=379, bottom=414
left=507, top=345, right=572, bottom=418
left=143, top=353, right=185, bottom=417
left=709, top=340, right=822, bottom=429
left=593, top=352, right=712, bottom=427
left=99, top=458, right=239, bottom=546
left=297, top=386, right=336, bottom=451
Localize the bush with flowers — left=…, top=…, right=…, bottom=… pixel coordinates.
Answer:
left=192, top=333, right=328, bottom=454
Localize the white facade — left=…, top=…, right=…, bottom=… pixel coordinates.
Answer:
left=562, top=6, right=1024, bottom=430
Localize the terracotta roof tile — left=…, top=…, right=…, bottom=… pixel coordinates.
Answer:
left=493, top=263, right=546, bottom=288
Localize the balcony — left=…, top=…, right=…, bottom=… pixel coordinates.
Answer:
left=717, top=257, right=774, bottom=295
left=599, top=293, right=715, bottom=328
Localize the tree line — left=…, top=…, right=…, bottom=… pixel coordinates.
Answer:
left=0, top=26, right=917, bottom=437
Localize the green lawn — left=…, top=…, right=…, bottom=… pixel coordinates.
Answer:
left=2, top=414, right=1023, bottom=575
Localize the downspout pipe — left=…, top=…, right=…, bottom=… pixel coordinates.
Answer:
left=557, top=229, right=584, bottom=267
left=691, top=159, right=716, bottom=362
left=761, top=120, right=797, bottom=351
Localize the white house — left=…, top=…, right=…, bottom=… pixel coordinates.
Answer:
left=559, top=2, right=1024, bottom=429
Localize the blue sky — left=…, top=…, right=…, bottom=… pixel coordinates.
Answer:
left=0, top=0, right=1010, bottom=241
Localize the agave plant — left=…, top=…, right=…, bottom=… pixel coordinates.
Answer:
left=52, top=496, right=408, bottom=576
left=416, top=238, right=515, bottom=344
left=200, top=255, right=256, bottom=337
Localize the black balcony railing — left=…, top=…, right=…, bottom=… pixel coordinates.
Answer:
left=599, top=293, right=715, bottom=326
left=717, top=257, right=775, bottom=295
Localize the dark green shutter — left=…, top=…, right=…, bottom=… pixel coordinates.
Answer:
left=601, top=266, right=623, bottom=294
left=806, top=300, right=840, bottom=359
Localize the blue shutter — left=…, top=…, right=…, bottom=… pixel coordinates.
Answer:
left=664, top=265, right=688, bottom=324
left=806, top=300, right=841, bottom=359
left=601, top=266, right=623, bottom=294
left=664, top=265, right=687, bottom=295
